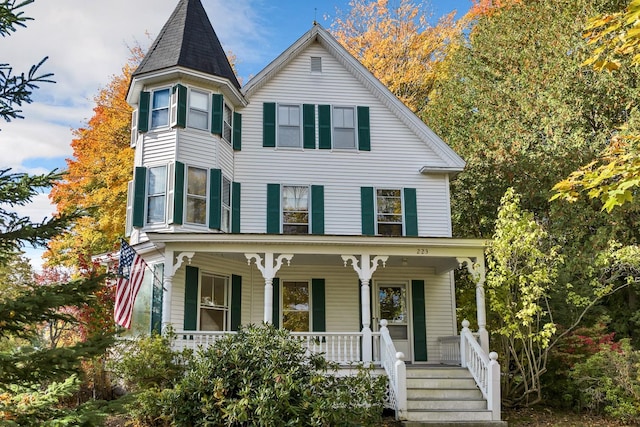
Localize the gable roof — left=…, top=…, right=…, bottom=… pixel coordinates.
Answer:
left=133, top=0, right=240, bottom=90
left=243, top=24, right=465, bottom=172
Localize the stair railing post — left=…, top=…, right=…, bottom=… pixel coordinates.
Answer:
left=460, top=319, right=470, bottom=368
left=396, top=351, right=407, bottom=420
left=488, top=351, right=501, bottom=420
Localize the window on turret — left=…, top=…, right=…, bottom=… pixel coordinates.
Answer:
left=147, top=166, right=167, bottom=223
left=223, top=103, right=232, bottom=143
left=188, top=90, right=209, bottom=130
left=151, top=89, right=170, bottom=128
left=186, top=166, right=207, bottom=225
left=222, top=176, right=231, bottom=232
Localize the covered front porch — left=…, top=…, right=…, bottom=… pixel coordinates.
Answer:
left=137, top=233, right=498, bottom=421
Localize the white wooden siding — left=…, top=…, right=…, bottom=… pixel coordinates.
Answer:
left=237, top=42, right=453, bottom=237
left=141, top=130, right=176, bottom=165
left=166, top=254, right=456, bottom=361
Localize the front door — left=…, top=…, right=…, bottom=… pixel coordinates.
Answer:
left=374, top=282, right=412, bottom=361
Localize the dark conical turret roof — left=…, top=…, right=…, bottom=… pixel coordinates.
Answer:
left=133, top=0, right=240, bottom=89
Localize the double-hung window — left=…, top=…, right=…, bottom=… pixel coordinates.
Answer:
left=151, top=88, right=170, bottom=128
left=147, top=166, right=167, bottom=223
left=282, top=281, right=310, bottom=332
left=222, top=176, right=231, bottom=232
left=278, top=104, right=301, bottom=147
left=376, top=189, right=403, bottom=236
left=199, top=274, right=229, bottom=331
left=186, top=166, right=207, bottom=225
left=188, top=90, right=209, bottom=130
left=282, top=185, right=309, bottom=234
left=223, top=104, right=232, bottom=143
left=333, top=106, right=356, bottom=149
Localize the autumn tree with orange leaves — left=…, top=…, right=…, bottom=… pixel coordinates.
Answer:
left=46, top=50, right=143, bottom=268
left=331, top=0, right=466, bottom=117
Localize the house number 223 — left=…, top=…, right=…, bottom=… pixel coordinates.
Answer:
left=416, top=248, right=429, bottom=254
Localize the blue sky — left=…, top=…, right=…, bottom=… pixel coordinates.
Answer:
left=1, top=0, right=471, bottom=269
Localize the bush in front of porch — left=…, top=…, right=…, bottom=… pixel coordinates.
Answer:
left=112, top=324, right=386, bottom=426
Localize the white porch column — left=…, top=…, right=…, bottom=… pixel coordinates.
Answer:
left=457, top=257, right=489, bottom=353
left=342, top=254, right=388, bottom=363
left=245, top=252, right=293, bottom=324
left=163, top=250, right=195, bottom=330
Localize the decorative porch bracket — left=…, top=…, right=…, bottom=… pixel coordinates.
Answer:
left=341, top=254, right=388, bottom=363
left=457, top=256, right=489, bottom=353
left=245, top=253, right=294, bottom=324
left=162, top=251, right=195, bottom=328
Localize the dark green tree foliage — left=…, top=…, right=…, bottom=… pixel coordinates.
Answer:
left=425, top=0, right=637, bottom=238
left=0, top=0, right=53, bottom=124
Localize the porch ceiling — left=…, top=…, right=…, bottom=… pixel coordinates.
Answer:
left=142, top=233, right=489, bottom=274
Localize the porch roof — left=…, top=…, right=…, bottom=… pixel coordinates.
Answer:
left=142, top=233, right=489, bottom=274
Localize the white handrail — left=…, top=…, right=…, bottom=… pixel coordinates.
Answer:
left=460, top=319, right=501, bottom=421
left=379, top=320, right=407, bottom=420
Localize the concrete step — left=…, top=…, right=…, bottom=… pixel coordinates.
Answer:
left=406, top=367, right=471, bottom=378
left=407, top=387, right=484, bottom=400
left=407, top=398, right=486, bottom=411
left=407, top=377, right=477, bottom=389
left=406, top=409, right=494, bottom=422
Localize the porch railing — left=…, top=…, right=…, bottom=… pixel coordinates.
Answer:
left=291, top=332, right=364, bottom=364
left=460, top=319, right=501, bottom=421
left=172, top=330, right=380, bottom=365
left=378, top=320, right=407, bottom=420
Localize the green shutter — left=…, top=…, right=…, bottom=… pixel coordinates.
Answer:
left=404, top=187, right=418, bottom=237
left=233, top=112, right=242, bottom=150
left=266, top=183, right=280, bottom=234
left=211, top=94, right=223, bottom=135
left=361, top=187, right=375, bottom=236
left=412, top=280, right=427, bottom=361
left=151, top=264, right=164, bottom=334
left=231, top=275, right=242, bottom=331
left=231, top=182, right=241, bottom=233
left=209, top=169, right=222, bottom=229
left=263, top=102, right=276, bottom=147
left=272, top=278, right=280, bottom=328
left=173, top=162, right=184, bottom=225
left=357, top=106, right=370, bottom=151
left=311, top=185, right=324, bottom=235
left=138, top=92, right=150, bottom=133
left=174, top=84, right=187, bottom=128
left=318, top=104, right=332, bottom=149
left=312, top=278, right=326, bottom=332
left=184, top=266, right=199, bottom=331
left=303, top=104, right=316, bottom=149
left=132, top=167, right=147, bottom=227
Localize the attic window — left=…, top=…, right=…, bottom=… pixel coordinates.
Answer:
left=311, top=56, right=322, bottom=73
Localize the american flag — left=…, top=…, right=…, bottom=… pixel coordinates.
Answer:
left=114, top=240, right=147, bottom=329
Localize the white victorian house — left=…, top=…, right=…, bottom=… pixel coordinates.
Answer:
left=122, top=0, right=502, bottom=423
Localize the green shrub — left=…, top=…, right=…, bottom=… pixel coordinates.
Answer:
left=570, top=338, right=640, bottom=423
left=108, top=331, right=190, bottom=392
left=165, top=324, right=386, bottom=426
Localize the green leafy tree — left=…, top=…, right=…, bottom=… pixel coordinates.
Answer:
left=488, top=189, right=640, bottom=407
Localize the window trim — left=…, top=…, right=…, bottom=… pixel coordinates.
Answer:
left=187, top=88, right=210, bottom=131
left=277, top=104, right=303, bottom=148
left=282, top=185, right=310, bottom=234
left=150, top=87, right=171, bottom=129
left=146, top=164, right=168, bottom=225
left=375, top=188, right=404, bottom=236
left=185, top=165, right=208, bottom=226
left=332, top=105, right=357, bottom=150
left=198, top=272, right=230, bottom=332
